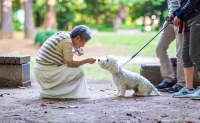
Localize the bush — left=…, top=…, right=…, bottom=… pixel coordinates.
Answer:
left=13, top=18, right=24, bottom=31
left=34, top=30, right=56, bottom=45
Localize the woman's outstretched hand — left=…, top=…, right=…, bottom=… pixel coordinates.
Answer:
left=86, top=58, right=96, bottom=64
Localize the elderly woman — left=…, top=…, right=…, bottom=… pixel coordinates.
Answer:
left=34, top=25, right=96, bottom=99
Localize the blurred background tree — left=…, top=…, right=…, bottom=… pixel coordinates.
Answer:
left=0, top=0, right=168, bottom=39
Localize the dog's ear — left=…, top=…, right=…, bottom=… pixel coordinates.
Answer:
left=107, top=59, right=120, bottom=73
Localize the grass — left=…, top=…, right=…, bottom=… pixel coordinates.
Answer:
left=88, top=32, right=176, bottom=57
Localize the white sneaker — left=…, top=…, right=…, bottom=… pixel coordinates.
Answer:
left=173, top=87, right=195, bottom=98
left=191, top=86, right=200, bottom=100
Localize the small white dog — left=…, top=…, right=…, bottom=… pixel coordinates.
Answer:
left=97, top=55, right=160, bottom=97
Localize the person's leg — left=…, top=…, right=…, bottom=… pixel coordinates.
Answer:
left=184, top=67, right=194, bottom=89
left=187, top=14, right=200, bottom=99
left=165, top=25, right=185, bottom=92
left=155, top=22, right=176, bottom=90
left=173, top=18, right=197, bottom=98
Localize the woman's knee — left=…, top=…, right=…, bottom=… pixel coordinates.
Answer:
left=76, top=67, right=85, bottom=76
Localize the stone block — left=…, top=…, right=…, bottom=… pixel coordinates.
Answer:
left=0, top=55, right=30, bottom=65
left=0, top=63, right=31, bottom=88
left=140, top=64, right=200, bottom=88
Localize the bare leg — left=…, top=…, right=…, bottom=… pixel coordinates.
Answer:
left=184, top=67, right=194, bottom=89
left=198, top=72, right=200, bottom=79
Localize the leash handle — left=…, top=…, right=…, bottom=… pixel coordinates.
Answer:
left=122, top=24, right=169, bottom=67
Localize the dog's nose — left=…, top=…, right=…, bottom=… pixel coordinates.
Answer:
left=98, top=59, right=100, bottom=62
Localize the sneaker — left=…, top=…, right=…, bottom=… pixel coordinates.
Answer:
left=191, top=86, right=200, bottom=100
left=155, top=80, right=176, bottom=91
left=173, top=87, right=195, bottom=98
left=165, top=83, right=184, bottom=93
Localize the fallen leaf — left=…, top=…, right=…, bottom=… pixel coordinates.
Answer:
left=57, top=106, right=66, bottom=109
left=18, top=86, right=25, bottom=89
left=68, top=106, right=78, bottom=108
left=126, top=113, right=132, bottom=117
left=0, top=94, right=3, bottom=97
left=66, top=113, right=74, bottom=115
left=112, top=100, right=118, bottom=102
left=40, top=103, right=47, bottom=107
left=12, top=114, right=20, bottom=116
left=161, top=114, right=168, bottom=117
left=44, top=111, right=47, bottom=113
left=46, top=102, right=54, bottom=104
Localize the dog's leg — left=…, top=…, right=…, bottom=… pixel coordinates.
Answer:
left=114, top=87, right=120, bottom=96
left=118, top=85, right=126, bottom=97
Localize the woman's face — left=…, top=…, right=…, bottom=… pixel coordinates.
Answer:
left=73, top=35, right=88, bottom=50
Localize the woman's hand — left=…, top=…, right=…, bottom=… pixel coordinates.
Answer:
left=73, top=48, right=84, bottom=56
left=173, top=16, right=180, bottom=26
left=166, top=14, right=174, bottom=24
left=85, top=58, right=96, bottom=64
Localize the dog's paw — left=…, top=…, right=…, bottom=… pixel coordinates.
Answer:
left=114, top=92, right=119, bottom=96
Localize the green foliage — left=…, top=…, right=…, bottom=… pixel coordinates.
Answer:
left=12, top=18, right=24, bottom=31
left=34, top=30, right=56, bottom=45
left=12, top=0, right=169, bottom=33
left=32, top=0, right=46, bottom=27
left=88, top=24, right=115, bottom=32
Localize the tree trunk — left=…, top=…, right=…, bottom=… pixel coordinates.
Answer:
left=44, top=0, right=57, bottom=30
left=24, top=0, right=34, bottom=38
left=113, top=6, right=126, bottom=30
left=93, top=0, right=99, bottom=24
left=0, top=0, right=13, bottom=39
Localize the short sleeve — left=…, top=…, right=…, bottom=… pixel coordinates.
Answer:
left=57, top=39, right=73, bottom=62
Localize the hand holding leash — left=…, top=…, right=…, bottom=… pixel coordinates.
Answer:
left=165, top=15, right=174, bottom=24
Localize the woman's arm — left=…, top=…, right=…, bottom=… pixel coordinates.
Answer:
left=66, top=58, right=96, bottom=67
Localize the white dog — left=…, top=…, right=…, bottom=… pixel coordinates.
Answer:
left=97, top=55, right=160, bottom=97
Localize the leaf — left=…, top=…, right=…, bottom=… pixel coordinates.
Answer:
left=126, top=113, right=132, bottom=117
left=68, top=106, right=78, bottom=108
left=66, top=113, right=74, bottom=115
left=40, top=103, right=47, bottom=107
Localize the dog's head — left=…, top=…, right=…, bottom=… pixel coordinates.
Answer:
left=97, top=55, right=121, bottom=74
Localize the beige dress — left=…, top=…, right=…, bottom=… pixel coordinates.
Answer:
left=34, top=36, right=89, bottom=99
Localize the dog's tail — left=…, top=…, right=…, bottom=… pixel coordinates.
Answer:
left=152, top=87, right=160, bottom=96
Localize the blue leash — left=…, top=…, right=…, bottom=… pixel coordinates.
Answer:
left=122, top=23, right=169, bottom=67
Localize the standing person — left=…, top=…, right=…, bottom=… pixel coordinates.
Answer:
left=34, top=25, right=96, bottom=99
left=171, top=0, right=200, bottom=99
left=155, top=0, right=185, bottom=92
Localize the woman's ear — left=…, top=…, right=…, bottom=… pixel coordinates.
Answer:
left=76, top=35, right=80, bottom=42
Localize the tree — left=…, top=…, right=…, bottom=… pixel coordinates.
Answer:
left=0, top=0, right=13, bottom=39
left=24, top=0, right=34, bottom=38
left=44, top=0, right=57, bottom=30
left=113, top=5, right=126, bottom=30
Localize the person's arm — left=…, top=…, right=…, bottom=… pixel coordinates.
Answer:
left=176, top=0, right=198, bottom=19
left=66, top=58, right=96, bottom=67
left=59, top=40, right=96, bottom=67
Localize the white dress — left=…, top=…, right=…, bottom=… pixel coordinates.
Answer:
left=34, top=64, right=90, bottom=99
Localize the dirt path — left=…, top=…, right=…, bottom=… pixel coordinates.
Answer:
left=1, top=80, right=200, bottom=123
left=0, top=38, right=200, bottom=123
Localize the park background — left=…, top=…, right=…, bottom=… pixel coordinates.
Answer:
left=0, top=0, right=176, bottom=81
